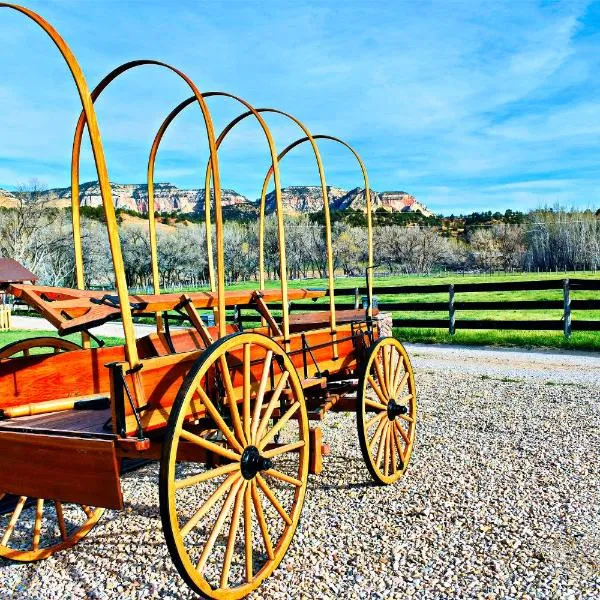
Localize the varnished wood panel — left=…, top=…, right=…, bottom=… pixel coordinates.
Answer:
left=0, top=431, right=122, bottom=509
left=0, top=346, right=125, bottom=409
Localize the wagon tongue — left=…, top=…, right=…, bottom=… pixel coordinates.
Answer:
left=240, top=445, right=273, bottom=479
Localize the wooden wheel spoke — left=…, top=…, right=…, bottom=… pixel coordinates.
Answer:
left=251, top=350, right=273, bottom=444
left=390, top=426, right=398, bottom=475
left=368, top=415, right=388, bottom=453
left=258, top=401, right=300, bottom=450
left=251, top=480, right=274, bottom=560
left=392, top=351, right=405, bottom=397
left=181, top=472, right=241, bottom=538
left=365, top=411, right=386, bottom=431
left=175, top=461, right=240, bottom=490
left=262, top=440, right=305, bottom=459
left=399, top=413, right=415, bottom=424
left=179, top=428, right=241, bottom=463
left=265, top=468, right=303, bottom=488
left=366, top=374, right=388, bottom=407
left=243, top=343, right=252, bottom=443
left=54, top=501, right=68, bottom=542
left=375, top=422, right=389, bottom=469
left=392, top=425, right=407, bottom=465
left=373, top=354, right=389, bottom=399
left=219, top=354, right=247, bottom=448
left=33, top=499, right=44, bottom=551
left=197, top=477, right=244, bottom=572
left=256, top=474, right=292, bottom=525
left=1, top=496, right=27, bottom=546
left=385, top=425, right=392, bottom=476
left=254, top=371, right=289, bottom=444
left=244, top=482, right=253, bottom=583
left=81, top=505, right=94, bottom=519
left=394, top=372, right=410, bottom=399
left=220, top=480, right=247, bottom=588
left=383, top=345, right=392, bottom=395
left=394, top=420, right=411, bottom=445
left=365, top=398, right=387, bottom=412
left=197, top=386, right=244, bottom=454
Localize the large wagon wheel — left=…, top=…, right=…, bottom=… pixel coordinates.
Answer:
left=160, top=332, right=309, bottom=599
left=357, top=336, right=416, bottom=485
left=0, top=337, right=103, bottom=561
left=0, top=336, right=81, bottom=359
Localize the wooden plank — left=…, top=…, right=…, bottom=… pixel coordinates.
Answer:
left=0, top=408, right=113, bottom=437
left=0, top=346, right=125, bottom=409
left=288, top=309, right=377, bottom=331
left=571, top=320, right=600, bottom=331
left=456, top=320, right=564, bottom=330
left=392, top=319, right=566, bottom=330
left=570, top=278, right=600, bottom=290
left=0, top=431, right=122, bottom=509
left=571, top=300, right=600, bottom=310
left=392, top=319, right=449, bottom=328
left=336, top=279, right=566, bottom=295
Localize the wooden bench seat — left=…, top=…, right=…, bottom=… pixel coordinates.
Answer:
left=288, top=308, right=378, bottom=332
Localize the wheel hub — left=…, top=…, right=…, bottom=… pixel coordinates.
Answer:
left=387, top=399, right=408, bottom=421
left=240, top=445, right=273, bottom=480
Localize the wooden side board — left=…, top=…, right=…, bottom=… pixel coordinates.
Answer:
left=121, top=323, right=367, bottom=436
left=0, top=346, right=126, bottom=409
left=0, top=430, right=123, bottom=509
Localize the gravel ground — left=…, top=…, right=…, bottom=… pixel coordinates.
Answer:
left=1, top=344, right=599, bottom=599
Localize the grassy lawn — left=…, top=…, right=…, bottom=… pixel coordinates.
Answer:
left=0, top=329, right=124, bottom=353
left=395, top=328, right=600, bottom=351
left=6, top=271, right=598, bottom=352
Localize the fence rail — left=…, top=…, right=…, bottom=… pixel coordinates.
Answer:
left=268, top=278, right=599, bottom=337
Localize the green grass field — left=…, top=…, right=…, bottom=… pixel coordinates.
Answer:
left=5, top=271, right=599, bottom=351
left=0, top=329, right=123, bottom=353
left=179, top=271, right=600, bottom=350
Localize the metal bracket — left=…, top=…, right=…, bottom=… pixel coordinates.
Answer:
left=90, top=294, right=146, bottom=312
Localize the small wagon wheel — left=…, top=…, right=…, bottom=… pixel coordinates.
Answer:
left=0, top=337, right=81, bottom=359
left=160, top=332, right=309, bottom=600
left=0, top=496, right=104, bottom=562
left=357, top=337, right=417, bottom=485
left=0, top=336, right=103, bottom=560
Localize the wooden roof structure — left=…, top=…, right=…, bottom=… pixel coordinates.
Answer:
left=0, top=258, right=37, bottom=288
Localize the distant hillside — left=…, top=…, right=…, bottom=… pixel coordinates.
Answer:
left=0, top=181, right=432, bottom=217
left=264, top=185, right=432, bottom=216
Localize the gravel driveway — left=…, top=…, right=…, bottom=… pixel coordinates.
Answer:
left=1, top=344, right=599, bottom=599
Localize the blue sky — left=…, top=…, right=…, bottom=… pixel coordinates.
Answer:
left=0, top=0, right=599, bottom=214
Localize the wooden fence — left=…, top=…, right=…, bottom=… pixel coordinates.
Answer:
left=0, top=305, right=11, bottom=331
left=237, top=278, right=600, bottom=337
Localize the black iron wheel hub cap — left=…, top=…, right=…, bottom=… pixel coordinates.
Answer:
left=241, top=445, right=273, bottom=480
left=387, top=399, right=408, bottom=421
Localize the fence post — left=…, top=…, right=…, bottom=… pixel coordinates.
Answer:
left=563, top=279, right=571, bottom=338
left=354, top=287, right=360, bottom=310
left=448, top=284, right=456, bottom=335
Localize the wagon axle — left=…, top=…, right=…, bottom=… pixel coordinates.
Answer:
left=387, top=399, right=409, bottom=421
left=240, top=445, right=273, bottom=480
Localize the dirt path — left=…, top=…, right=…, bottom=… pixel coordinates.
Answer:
left=406, top=343, right=600, bottom=386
